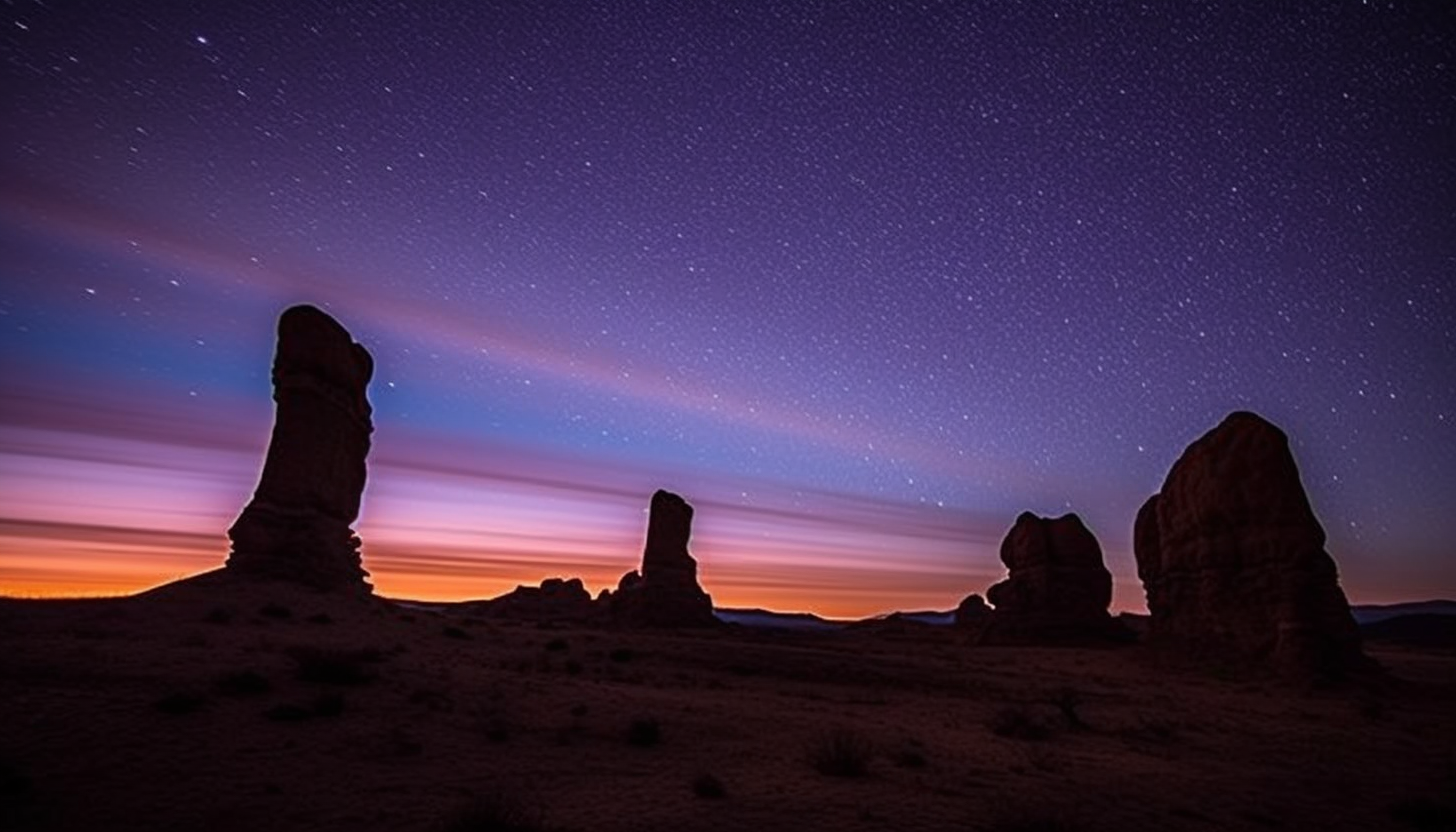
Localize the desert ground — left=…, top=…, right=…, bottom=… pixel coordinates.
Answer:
left=2, top=575, right=1453, bottom=832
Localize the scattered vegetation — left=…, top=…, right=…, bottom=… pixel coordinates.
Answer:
left=259, top=602, right=293, bottom=620
left=154, top=691, right=207, bottom=715
left=203, top=606, right=234, bottom=625
left=608, top=648, right=635, bottom=663
left=626, top=717, right=661, bottom=748
left=544, top=638, right=569, bottom=652
left=288, top=645, right=381, bottom=685
left=305, top=612, right=333, bottom=625
left=443, top=625, right=471, bottom=640
left=808, top=728, right=874, bottom=778
left=692, top=773, right=727, bottom=799
left=990, top=705, right=1051, bottom=741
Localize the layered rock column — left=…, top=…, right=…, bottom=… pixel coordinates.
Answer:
left=608, top=490, right=717, bottom=627
left=979, top=512, right=1123, bottom=643
left=1134, top=411, right=1367, bottom=677
left=226, top=305, right=374, bottom=591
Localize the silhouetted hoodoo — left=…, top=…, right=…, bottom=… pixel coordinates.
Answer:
left=974, top=512, right=1125, bottom=644
left=1134, top=411, right=1369, bottom=678
left=226, top=305, right=374, bottom=592
left=606, top=490, right=717, bottom=627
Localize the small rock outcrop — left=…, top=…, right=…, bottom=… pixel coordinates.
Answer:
left=226, top=305, right=374, bottom=592
left=953, top=593, right=990, bottom=627
left=979, top=512, right=1124, bottom=643
left=606, top=490, right=717, bottom=627
left=1134, top=411, right=1368, bottom=677
left=466, top=577, right=596, bottom=622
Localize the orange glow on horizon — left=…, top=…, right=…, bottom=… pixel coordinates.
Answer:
left=0, top=523, right=997, bottom=617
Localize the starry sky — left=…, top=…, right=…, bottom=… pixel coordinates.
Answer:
left=2, top=2, right=1453, bottom=616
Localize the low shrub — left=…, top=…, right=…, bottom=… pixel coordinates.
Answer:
left=809, top=728, right=873, bottom=778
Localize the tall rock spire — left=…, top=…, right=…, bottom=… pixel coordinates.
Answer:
left=607, top=490, right=717, bottom=627
left=226, top=305, right=374, bottom=592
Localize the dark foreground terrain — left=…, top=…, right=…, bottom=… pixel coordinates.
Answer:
left=2, top=577, right=1453, bottom=832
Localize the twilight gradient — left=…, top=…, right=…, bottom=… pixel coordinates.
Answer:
left=2, top=2, right=1453, bottom=616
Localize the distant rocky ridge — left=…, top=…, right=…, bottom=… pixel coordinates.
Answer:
left=461, top=577, right=596, bottom=622
left=1350, top=600, right=1456, bottom=624
left=1134, top=411, right=1369, bottom=678
left=1358, top=614, right=1456, bottom=649
left=226, top=305, right=374, bottom=592
left=604, top=490, right=718, bottom=627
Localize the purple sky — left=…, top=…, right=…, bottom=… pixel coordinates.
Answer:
left=2, top=2, right=1453, bottom=613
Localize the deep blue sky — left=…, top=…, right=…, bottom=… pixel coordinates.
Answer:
left=2, top=2, right=1453, bottom=611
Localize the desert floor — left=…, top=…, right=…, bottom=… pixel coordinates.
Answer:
left=2, top=575, right=1453, bottom=832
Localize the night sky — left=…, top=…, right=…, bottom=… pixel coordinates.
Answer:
left=3, top=2, right=1453, bottom=615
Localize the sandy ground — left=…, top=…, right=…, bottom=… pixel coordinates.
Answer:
left=2, top=575, right=1453, bottom=832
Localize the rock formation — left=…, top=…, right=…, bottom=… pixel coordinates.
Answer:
left=467, top=578, right=597, bottom=622
left=979, top=512, right=1124, bottom=643
left=606, top=490, right=718, bottom=627
left=1134, top=411, right=1367, bottom=677
left=953, top=593, right=990, bottom=627
left=226, top=305, right=374, bottom=592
